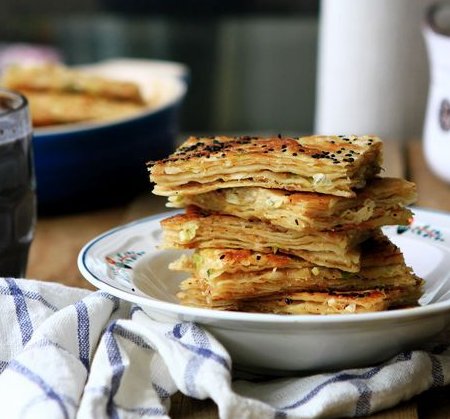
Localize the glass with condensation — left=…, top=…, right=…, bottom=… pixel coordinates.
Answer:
left=0, top=89, right=36, bottom=277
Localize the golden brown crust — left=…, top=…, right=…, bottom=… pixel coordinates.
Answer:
left=1, top=64, right=146, bottom=127
left=170, top=234, right=405, bottom=276
left=149, top=135, right=383, bottom=197
left=239, top=287, right=423, bottom=314
left=161, top=206, right=370, bottom=271
left=2, top=64, right=144, bottom=103
left=149, top=134, right=424, bottom=315
left=168, top=177, right=416, bottom=232
left=177, top=284, right=423, bottom=314
left=177, top=269, right=421, bottom=304
left=171, top=235, right=420, bottom=302
left=22, top=90, right=145, bottom=126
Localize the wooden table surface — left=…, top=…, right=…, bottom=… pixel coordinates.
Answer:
left=27, top=139, right=450, bottom=418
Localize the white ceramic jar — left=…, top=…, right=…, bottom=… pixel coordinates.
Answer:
left=423, top=2, right=450, bottom=183
left=315, top=0, right=428, bottom=141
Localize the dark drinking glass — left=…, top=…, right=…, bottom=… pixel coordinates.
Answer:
left=0, top=89, right=36, bottom=277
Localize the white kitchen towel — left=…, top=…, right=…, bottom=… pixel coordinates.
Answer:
left=0, top=277, right=449, bottom=419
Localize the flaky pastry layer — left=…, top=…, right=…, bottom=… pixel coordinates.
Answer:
left=168, top=177, right=416, bottom=232
left=149, top=135, right=383, bottom=197
left=171, top=234, right=421, bottom=302
left=161, top=206, right=370, bottom=272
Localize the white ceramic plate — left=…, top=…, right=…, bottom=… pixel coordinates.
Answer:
left=78, top=207, right=450, bottom=374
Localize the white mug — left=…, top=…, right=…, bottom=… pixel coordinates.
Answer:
left=423, top=2, right=450, bottom=183
left=315, top=0, right=428, bottom=141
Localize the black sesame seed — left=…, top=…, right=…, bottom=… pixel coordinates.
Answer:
left=292, top=153, right=298, bottom=156
left=220, top=255, right=225, bottom=260
left=256, top=255, right=261, bottom=261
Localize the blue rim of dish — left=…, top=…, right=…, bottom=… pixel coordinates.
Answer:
left=78, top=206, right=450, bottom=324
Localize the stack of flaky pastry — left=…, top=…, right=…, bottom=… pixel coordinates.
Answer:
left=148, top=135, right=423, bottom=314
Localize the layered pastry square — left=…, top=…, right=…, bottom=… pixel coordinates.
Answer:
left=148, top=135, right=423, bottom=314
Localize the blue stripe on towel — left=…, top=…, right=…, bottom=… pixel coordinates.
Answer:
left=113, top=324, right=153, bottom=351
left=0, top=284, right=59, bottom=312
left=6, top=279, right=33, bottom=346
left=0, top=360, right=8, bottom=373
left=75, top=301, right=90, bottom=370
left=184, top=356, right=203, bottom=396
left=171, top=323, right=231, bottom=397
left=281, top=367, right=382, bottom=411
left=190, top=323, right=211, bottom=348
left=8, top=359, right=70, bottom=419
left=395, top=351, right=413, bottom=362
left=430, top=354, right=445, bottom=387
left=105, top=322, right=125, bottom=419
left=153, top=383, right=170, bottom=401
left=109, top=324, right=172, bottom=406
left=353, top=381, right=372, bottom=416
left=117, top=405, right=166, bottom=416
left=172, top=323, right=187, bottom=339
left=99, top=292, right=121, bottom=313
left=169, top=323, right=230, bottom=370
left=130, top=305, right=143, bottom=316
left=169, top=336, right=230, bottom=370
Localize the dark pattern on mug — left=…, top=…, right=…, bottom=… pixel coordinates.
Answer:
left=439, top=98, right=450, bottom=131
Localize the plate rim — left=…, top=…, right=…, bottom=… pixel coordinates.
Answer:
left=78, top=206, right=450, bottom=325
